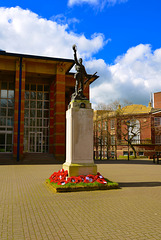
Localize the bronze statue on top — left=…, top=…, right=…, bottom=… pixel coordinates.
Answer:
left=71, top=44, right=97, bottom=101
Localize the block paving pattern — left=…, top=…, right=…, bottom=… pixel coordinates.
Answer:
left=0, top=162, right=161, bottom=239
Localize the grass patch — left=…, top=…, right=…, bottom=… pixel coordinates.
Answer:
left=46, top=178, right=119, bottom=193
left=118, top=155, right=148, bottom=159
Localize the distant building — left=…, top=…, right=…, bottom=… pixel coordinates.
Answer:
left=93, top=98, right=161, bottom=160
left=153, top=92, right=161, bottom=108
left=0, top=51, right=96, bottom=163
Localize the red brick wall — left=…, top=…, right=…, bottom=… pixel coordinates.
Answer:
left=140, top=116, right=151, bottom=140
left=19, top=62, right=25, bottom=159
left=53, top=64, right=66, bottom=161
left=13, top=61, right=25, bottom=160
left=13, top=61, right=20, bottom=159
left=154, top=92, right=161, bottom=108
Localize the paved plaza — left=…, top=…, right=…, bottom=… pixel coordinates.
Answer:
left=0, top=160, right=161, bottom=240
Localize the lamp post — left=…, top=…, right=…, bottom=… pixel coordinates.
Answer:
left=126, top=120, right=130, bottom=161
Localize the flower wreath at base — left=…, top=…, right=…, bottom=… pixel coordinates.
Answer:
left=49, top=169, right=107, bottom=186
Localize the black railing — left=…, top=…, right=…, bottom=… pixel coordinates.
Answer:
left=153, top=153, right=161, bottom=164
left=118, top=139, right=152, bottom=145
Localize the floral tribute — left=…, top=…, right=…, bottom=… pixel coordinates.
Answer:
left=49, top=169, right=107, bottom=186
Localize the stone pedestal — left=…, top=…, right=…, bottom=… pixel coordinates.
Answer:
left=63, top=100, right=97, bottom=177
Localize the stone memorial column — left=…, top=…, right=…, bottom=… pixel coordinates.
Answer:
left=63, top=100, right=97, bottom=177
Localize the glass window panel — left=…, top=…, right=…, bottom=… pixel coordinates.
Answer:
left=37, top=85, right=43, bottom=91
left=0, top=146, right=5, bottom=152
left=44, top=85, right=49, bottom=91
left=37, top=119, right=39, bottom=127
left=8, top=90, right=14, bottom=98
left=24, top=118, right=28, bottom=126
left=9, top=82, right=14, bottom=90
left=43, top=119, right=48, bottom=127
left=25, top=101, right=29, bottom=108
left=7, top=134, right=12, bottom=144
left=43, top=146, right=45, bottom=153
left=37, top=92, right=43, bottom=100
left=30, top=92, right=36, bottom=99
left=1, top=108, right=6, bottom=116
left=30, top=119, right=32, bottom=126
left=30, top=110, right=35, bottom=117
left=43, top=129, right=48, bottom=136
left=8, top=109, right=14, bottom=117
left=6, top=146, right=12, bottom=152
left=0, top=134, right=5, bottom=144
left=1, top=90, right=7, bottom=98
left=30, top=119, right=35, bottom=127
left=30, top=101, right=36, bottom=108
left=24, top=109, right=29, bottom=118
left=31, top=84, right=36, bottom=91
left=37, top=101, right=42, bottom=109
left=37, top=110, right=42, bottom=117
left=0, top=128, right=5, bottom=131
left=25, top=92, right=29, bottom=99
left=8, top=99, right=14, bottom=107
left=46, top=129, right=49, bottom=136
left=25, top=84, right=29, bottom=90
left=0, top=118, right=6, bottom=126
left=38, top=119, right=42, bottom=127
left=44, top=110, right=49, bottom=118
left=32, top=119, right=35, bottom=126
left=44, top=93, right=49, bottom=100
left=11, top=118, right=14, bottom=126
left=1, top=82, right=7, bottom=89
left=44, top=102, right=49, bottom=109
left=1, top=99, right=7, bottom=107
left=7, top=118, right=11, bottom=126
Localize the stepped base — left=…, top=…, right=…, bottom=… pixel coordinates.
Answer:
left=63, top=162, right=97, bottom=177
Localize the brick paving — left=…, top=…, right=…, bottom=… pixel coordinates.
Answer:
left=0, top=161, right=161, bottom=239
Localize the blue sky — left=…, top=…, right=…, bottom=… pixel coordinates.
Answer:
left=1, top=0, right=161, bottom=108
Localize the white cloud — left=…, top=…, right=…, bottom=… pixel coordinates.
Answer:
left=68, top=0, right=128, bottom=9
left=0, top=6, right=106, bottom=59
left=68, top=0, right=98, bottom=7
left=51, top=14, right=79, bottom=26
left=90, top=44, right=161, bottom=109
left=0, top=7, right=161, bottom=110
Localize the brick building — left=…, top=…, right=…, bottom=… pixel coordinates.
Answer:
left=0, top=51, right=96, bottom=163
left=93, top=100, right=161, bottom=160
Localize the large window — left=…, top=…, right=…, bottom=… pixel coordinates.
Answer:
left=129, top=119, right=140, bottom=144
left=154, top=117, right=161, bottom=126
left=111, top=135, right=115, bottom=145
left=24, top=83, right=50, bottom=153
left=155, top=135, right=161, bottom=144
left=110, top=119, right=115, bottom=129
left=0, top=81, right=14, bottom=152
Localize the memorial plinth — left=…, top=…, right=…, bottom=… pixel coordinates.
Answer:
left=63, top=100, right=97, bottom=177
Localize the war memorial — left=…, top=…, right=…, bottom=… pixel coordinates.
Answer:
left=46, top=45, right=118, bottom=192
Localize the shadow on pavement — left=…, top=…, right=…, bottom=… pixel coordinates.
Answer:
left=94, top=159, right=157, bottom=165
left=119, top=182, right=161, bottom=188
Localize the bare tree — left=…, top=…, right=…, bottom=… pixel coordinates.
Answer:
left=95, top=99, right=132, bottom=111
left=122, top=119, right=140, bottom=158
